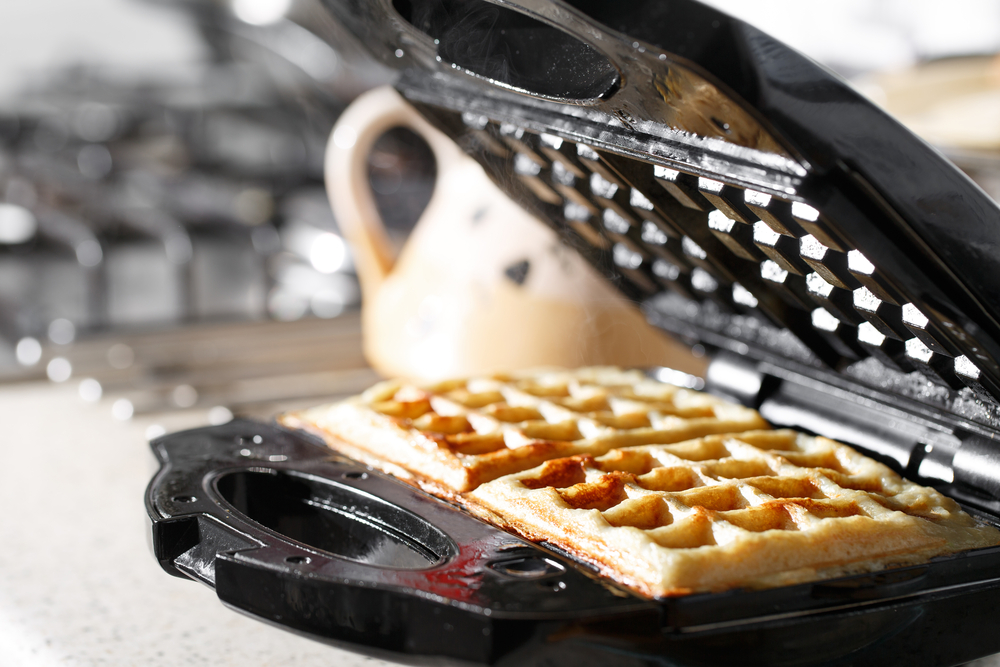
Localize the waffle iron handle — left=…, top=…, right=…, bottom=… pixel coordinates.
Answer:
left=147, top=420, right=477, bottom=585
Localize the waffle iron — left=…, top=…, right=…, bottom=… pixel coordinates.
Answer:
left=146, top=1, right=1000, bottom=664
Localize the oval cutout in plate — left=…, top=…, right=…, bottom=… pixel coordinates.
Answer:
left=394, top=0, right=619, bottom=102
left=214, top=468, right=455, bottom=570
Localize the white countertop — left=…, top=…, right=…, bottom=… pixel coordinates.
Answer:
left=0, top=381, right=394, bottom=666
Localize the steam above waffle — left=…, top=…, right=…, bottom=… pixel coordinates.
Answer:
left=282, top=367, right=1000, bottom=596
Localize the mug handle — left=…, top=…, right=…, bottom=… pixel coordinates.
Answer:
left=324, top=85, right=466, bottom=298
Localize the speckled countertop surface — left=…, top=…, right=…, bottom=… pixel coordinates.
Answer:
left=0, top=381, right=395, bottom=666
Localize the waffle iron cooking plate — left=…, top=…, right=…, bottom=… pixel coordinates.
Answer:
left=147, top=1, right=1000, bottom=664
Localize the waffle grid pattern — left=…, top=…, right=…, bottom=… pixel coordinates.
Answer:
left=284, top=367, right=768, bottom=494
left=455, top=115, right=999, bottom=404
left=468, top=429, right=1000, bottom=596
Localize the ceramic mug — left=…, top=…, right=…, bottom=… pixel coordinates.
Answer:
left=325, top=86, right=702, bottom=381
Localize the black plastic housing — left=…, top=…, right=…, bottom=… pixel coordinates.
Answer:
left=147, top=420, right=1000, bottom=666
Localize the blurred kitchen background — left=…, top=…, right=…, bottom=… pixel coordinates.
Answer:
left=3, top=0, right=1000, bottom=430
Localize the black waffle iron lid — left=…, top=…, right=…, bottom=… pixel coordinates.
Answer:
left=321, top=0, right=1000, bottom=498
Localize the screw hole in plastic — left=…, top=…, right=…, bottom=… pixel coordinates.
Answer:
left=343, top=471, right=369, bottom=480
left=285, top=555, right=311, bottom=565
left=172, top=495, right=197, bottom=504
left=489, top=556, right=565, bottom=579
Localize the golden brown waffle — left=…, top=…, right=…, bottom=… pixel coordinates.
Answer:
left=466, top=430, right=1000, bottom=597
left=281, top=367, right=769, bottom=494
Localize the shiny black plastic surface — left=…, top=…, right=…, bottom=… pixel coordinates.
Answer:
left=214, top=468, right=452, bottom=569
left=147, top=420, right=1000, bottom=666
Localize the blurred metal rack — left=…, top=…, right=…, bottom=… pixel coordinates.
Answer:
left=5, top=310, right=379, bottom=421
left=0, top=0, right=407, bottom=419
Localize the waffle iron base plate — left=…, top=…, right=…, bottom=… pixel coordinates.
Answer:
left=146, top=419, right=1000, bottom=666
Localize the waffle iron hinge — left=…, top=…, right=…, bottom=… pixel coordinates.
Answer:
left=704, top=353, right=1000, bottom=504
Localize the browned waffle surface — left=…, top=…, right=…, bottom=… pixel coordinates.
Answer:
left=280, top=367, right=769, bottom=493
left=466, top=429, right=1000, bottom=597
